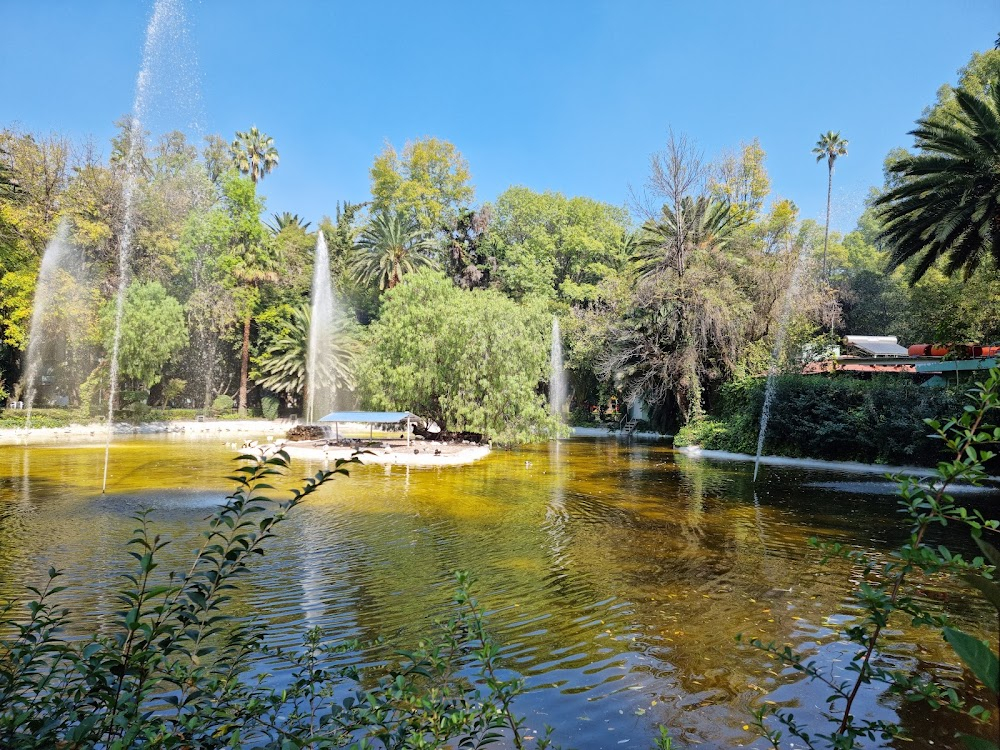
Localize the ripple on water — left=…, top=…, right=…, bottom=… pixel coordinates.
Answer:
left=0, top=436, right=996, bottom=749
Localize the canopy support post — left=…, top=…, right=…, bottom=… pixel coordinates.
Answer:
left=406, top=417, right=410, bottom=447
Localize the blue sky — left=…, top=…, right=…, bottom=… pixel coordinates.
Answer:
left=3, top=1, right=997, bottom=233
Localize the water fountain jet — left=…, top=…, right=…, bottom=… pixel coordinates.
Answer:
left=101, top=0, right=189, bottom=493
left=753, top=245, right=808, bottom=482
left=305, top=231, right=337, bottom=423
left=549, top=317, right=568, bottom=430
left=22, top=220, right=78, bottom=433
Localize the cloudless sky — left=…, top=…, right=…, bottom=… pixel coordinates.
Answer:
left=3, top=1, right=997, bottom=233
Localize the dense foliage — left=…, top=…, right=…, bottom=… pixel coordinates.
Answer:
left=676, top=375, right=973, bottom=466
left=357, top=271, right=554, bottom=444
left=0, top=48, right=998, bottom=444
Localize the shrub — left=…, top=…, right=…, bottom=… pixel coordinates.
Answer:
left=261, top=394, right=279, bottom=421
left=211, top=393, right=234, bottom=415
left=706, top=375, right=969, bottom=465
left=672, top=418, right=728, bottom=448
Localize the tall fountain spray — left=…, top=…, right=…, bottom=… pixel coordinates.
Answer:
left=102, top=0, right=186, bottom=493
left=22, top=220, right=75, bottom=433
left=305, top=231, right=336, bottom=423
left=549, top=317, right=568, bottom=425
left=753, top=245, right=808, bottom=482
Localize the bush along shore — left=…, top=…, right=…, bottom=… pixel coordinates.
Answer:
left=674, top=375, right=979, bottom=467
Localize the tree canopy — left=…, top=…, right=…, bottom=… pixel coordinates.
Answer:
left=876, top=82, right=1000, bottom=282
left=370, top=137, right=474, bottom=233
left=356, top=270, right=554, bottom=443
left=103, top=280, right=187, bottom=390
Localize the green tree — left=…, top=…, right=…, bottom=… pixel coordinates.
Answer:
left=370, top=137, right=474, bottom=233
left=201, top=133, right=231, bottom=185
left=356, top=270, right=553, bottom=443
left=0, top=129, right=70, bottom=258
left=229, top=126, right=279, bottom=186
left=812, top=131, right=848, bottom=280
left=711, top=138, right=770, bottom=224
left=0, top=270, right=36, bottom=351
left=635, top=195, right=737, bottom=280
left=102, top=280, right=187, bottom=391
left=178, top=206, right=239, bottom=410
left=221, top=172, right=276, bottom=416
left=923, top=48, right=1000, bottom=127
left=265, top=211, right=311, bottom=234
left=256, top=303, right=357, bottom=407
left=876, top=83, right=1000, bottom=282
left=443, top=207, right=496, bottom=290
left=351, top=210, right=436, bottom=291
left=489, top=187, right=631, bottom=303
left=603, top=134, right=750, bottom=422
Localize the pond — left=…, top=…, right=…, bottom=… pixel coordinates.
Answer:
left=0, top=433, right=997, bottom=748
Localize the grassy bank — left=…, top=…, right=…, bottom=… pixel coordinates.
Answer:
left=0, top=408, right=275, bottom=429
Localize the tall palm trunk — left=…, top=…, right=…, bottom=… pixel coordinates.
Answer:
left=822, top=159, right=833, bottom=281
left=239, top=315, right=250, bottom=416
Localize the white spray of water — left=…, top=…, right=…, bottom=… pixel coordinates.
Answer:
left=549, top=317, right=568, bottom=424
left=305, top=231, right=336, bottom=422
left=22, top=220, right=74, bottom=433
left=102, top=0, right=185, bottom=493
left=753, top=245, right=809, bottom=483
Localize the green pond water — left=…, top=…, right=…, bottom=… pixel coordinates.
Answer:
left=0, top=432, right=997, bottom=748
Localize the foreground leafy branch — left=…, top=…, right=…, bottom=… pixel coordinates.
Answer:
left=743, top=369, right=1000, bottom=749
left=0, top=449, right=534, bottom=749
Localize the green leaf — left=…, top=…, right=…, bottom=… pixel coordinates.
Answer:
left=943, top=627, right=999, bottom=695
left=961, top=574, right=1000, bottom=612
left=973, top=535, right=1000, bottom=569
left=959, top=734, right=1000, bottom=750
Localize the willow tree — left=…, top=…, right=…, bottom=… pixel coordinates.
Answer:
left=356, top=270, right=553, bottom=443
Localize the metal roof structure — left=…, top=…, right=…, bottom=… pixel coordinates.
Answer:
left=318, top=411, right=417, bottom=423
left=843, top=336, right=909, bottom=357
left=915, top=358, right=998, bottom=374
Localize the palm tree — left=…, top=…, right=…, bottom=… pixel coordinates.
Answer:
left=230, top=126, right=279, bottom=185
left=233, top=258, right=279, bottom=417
left=812, top=131, right=848, bottom=279
left=875, top=84, right=1000, bottom=282
left=265, top=211, right=311, bottom=234
left=351, top=211, right=437, bottom=290
left=635, top=195, right=737, bottom=280
left=257, top=304, right=358, bottom=404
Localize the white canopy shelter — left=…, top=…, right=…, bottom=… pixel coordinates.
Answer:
left=318, top=411, right=419, bottom=445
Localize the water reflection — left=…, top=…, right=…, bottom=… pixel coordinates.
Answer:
left=0, top=434, right=996, bottom=748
